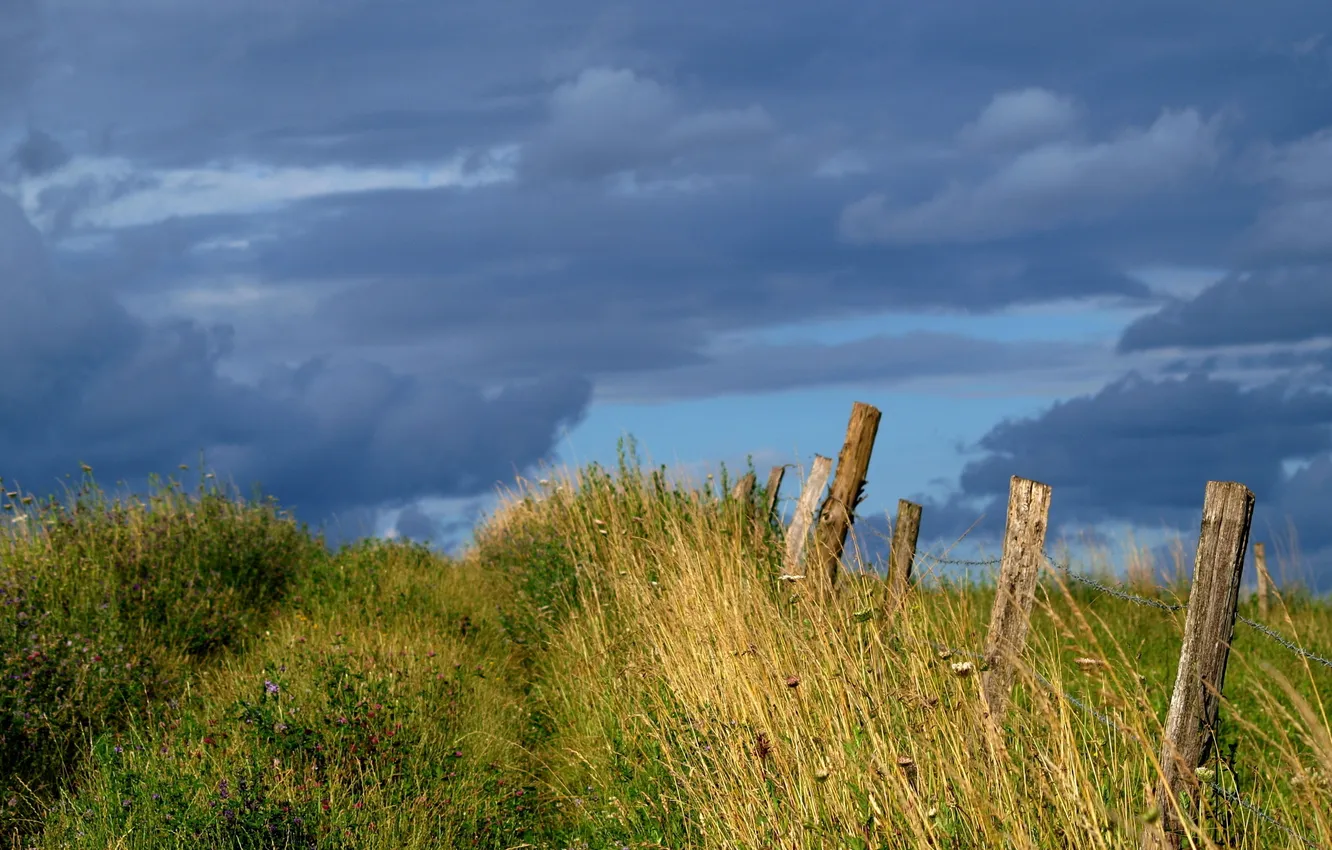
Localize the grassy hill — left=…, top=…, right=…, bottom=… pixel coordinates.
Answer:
left=1, top=453, right=1328, bottom=849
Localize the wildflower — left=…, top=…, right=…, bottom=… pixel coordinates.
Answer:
left=754, top=732, right=773, bottom=761
left=1195, top=766, right=1216, bottom=781
left=265, top=680, right=280, bottom=695
left=950, top=661, right=974, bottom=677
left=1074, top=657, right=1107, bottom=673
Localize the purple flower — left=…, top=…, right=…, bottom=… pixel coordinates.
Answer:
left=264, top=680, right=280, bottom=695
left=113, top=745, right=123, bottom=754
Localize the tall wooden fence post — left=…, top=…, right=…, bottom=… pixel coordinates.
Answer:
left=811, top=402, right=882, bottom=592
left=889, top=499, right=923, bottom=601
left=1253, top=541, right=1270, bottom=620
left=763, top=465, right=786, bottom=526
left=981, top=476, right=1053, bottom=724
left=784, top=455, right=833, bottom=572
left=1144, top=481, right=1254, bottom=850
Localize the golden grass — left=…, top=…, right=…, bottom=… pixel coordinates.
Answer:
left=487, top=460, right=1332, bottom=849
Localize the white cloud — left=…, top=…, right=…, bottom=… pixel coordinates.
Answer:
left=841, top=108, right=1221, bottom=245
left=1243, top=125, right=1332, bottom=258
left=525, top=67, right=775, bottom=179
left=13, top=146, right=519, bottom=232
left=1257, top=126, right=1332, bottom=194
left=958, top=88, right=1080, bottom=151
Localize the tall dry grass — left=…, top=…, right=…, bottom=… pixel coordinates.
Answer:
left=484, top=453, right=1332, bottom=849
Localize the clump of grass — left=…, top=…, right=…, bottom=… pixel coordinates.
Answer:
left=0, top=467, right=325, bottom=835
left=42, top=540, right=552, bottom=850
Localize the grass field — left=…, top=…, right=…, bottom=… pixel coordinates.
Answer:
left=0, top=448, right=1328, bottom=849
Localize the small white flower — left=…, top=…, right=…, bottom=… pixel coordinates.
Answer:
left=950, top=661, right=974, bottom=677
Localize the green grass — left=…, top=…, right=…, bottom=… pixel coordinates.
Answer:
left=1, top=448, right=1329, bottom=849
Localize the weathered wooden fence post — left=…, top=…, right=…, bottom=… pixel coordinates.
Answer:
left=811, top=402, right=882, bottom=591
left=731, top=472, right=756, bottom=504
left=1144, top=481, right=1254, bottom=850
left=981, top=476, right=1053, bottom=724
left=889, top=499, right=923, bottom=600
left=763, top=465, right=786, bottom=525
left=784, top=455, right=833, bottom=572
left=1253, top=541, right=1271, bottom=619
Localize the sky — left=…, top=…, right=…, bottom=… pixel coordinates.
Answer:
left=2, top=0, right=1331, bottom=587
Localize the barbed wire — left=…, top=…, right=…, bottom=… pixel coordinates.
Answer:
left=922, top=547, right=1330, bottom=673
left=1204, top=778, right=1325, bottom=849
left=1042, top=552, right=1188, bottom=613
left=917, top=553, right=1002, bottom=568
left=1235, top=614, right=1332, bottom=672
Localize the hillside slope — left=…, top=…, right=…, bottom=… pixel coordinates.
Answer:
left=4, top=458, right=1329, bottom=848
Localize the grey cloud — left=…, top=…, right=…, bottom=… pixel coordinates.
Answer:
left=521, top=67, right=775, bottom=181
left=12, top=0, right=1332, bottom=561
left=393, top=504, right=439, bottom=543
left=262, top=181, right=1152, bottom=355
left=0, top=0, right=43, bottom=115
left=594, top=332, right=1104, bottom=402
left=0, top=193, right=591, bottom=524
left=1245, top=197, right=1332, bottom=261
left=923, top=371, right=1332, bottom=585
left=841, top=108, right=1223, bottom=245
left=1257, top=127, right=1332, bottom=194
left=1241, top=127, right=1332, bottom=261
left=10, top=128, right=70, bottom=176
left=1119, top=266, right=1332, bottom=351
left=958, top=88, right=1080, bottom=152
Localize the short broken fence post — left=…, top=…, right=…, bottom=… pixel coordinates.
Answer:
left=731, top=472, right=756, bottom=505
left=981, top=476, right=1053, bottom=724
left=1144, top=481, right=1254, bottom=850
left=1254, top=541, right=1271, bottom=620
left=763, top=465, right=786, bottom=525
left=889, top=499, right=922, bottom=601
left=784, top=455, right=833, bottom=572
left=811, top=401, right=882, bottom=592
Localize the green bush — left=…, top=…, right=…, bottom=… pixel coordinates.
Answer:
left=0, top=470, right=326, bottom=833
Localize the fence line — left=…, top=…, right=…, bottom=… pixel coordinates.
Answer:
left=919, top=551, right=1330, bottom=671
left=763, top=400, right=1327, bottom=849
left=922, top=638, right=1323, bottom=849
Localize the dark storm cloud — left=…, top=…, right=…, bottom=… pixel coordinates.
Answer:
left=0, top=194, right=590, bottom=523
left=921, top=371, right=1332, bottom=584
left=1119, top=266, right=1332, bottom=351
left=9, top=128, right=69, bottom=176
left=26, top=0, right=1331, bottom=172
left=393, top=504, right=439, bottom=544
left=7, top=0, right=1332, bottom=549
left=265, top=181, right=1151, bottom=382
left=0, top=0, right=44, bottom=115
